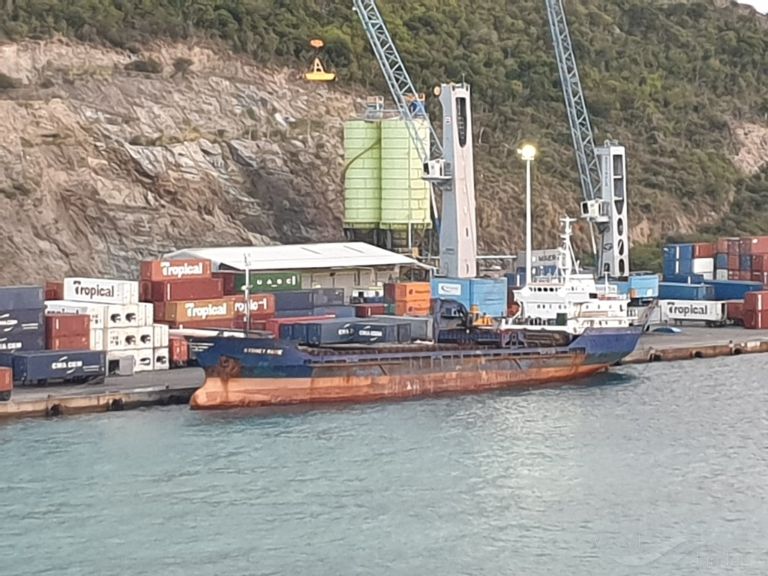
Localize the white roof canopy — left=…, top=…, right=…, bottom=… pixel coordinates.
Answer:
left=163, top=242, right=430, bottom=272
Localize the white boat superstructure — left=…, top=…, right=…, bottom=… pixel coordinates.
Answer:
left=502, top=217, right=632, bottom=335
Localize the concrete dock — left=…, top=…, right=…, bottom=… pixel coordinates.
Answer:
left=1, top=326, right=767, bottom=420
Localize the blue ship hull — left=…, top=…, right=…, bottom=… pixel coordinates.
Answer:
left=190, top=327, right=642, bottom=409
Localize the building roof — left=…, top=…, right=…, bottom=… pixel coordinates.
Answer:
left=163, top=242, right=430, bottom=272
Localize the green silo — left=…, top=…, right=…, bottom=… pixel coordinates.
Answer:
left=343, top=120, right=381, bottom=229
left=379, top=118, right=432, bottom=230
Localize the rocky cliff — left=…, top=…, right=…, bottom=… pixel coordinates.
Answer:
left=0, top=35, right=767, bottom=283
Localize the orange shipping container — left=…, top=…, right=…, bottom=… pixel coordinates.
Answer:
left=45, top=314, right=90, bottom=338
left=45, top=281, right=64, bottom=301
left=163, top=297, right=239, bottom=323
left=47, top=335, right=90, bottom=351
left=233, top=294, right=276, bottom=317
left=169, top=336, right=189, bottom=367
left=394, top=301, right=431, bottom=317
left=140, top=259, right=212, bottom=282
left=740, top=236, right=768, bottom=256
left=384, top=282, right=432, bottom=304
left=692, top=242, right=715, bottom=259
left=0, top=367, right=11, bottom=399
left=716, top=238, right=734, bottom=253
left=744, top=291, right=768, bottom=313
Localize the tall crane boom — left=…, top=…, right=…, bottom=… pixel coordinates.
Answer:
left=545, top=0, right=630, bottom=278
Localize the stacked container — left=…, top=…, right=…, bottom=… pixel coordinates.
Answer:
left=0, top=287, right=45, bottom=352
left=384, top=282, right=431, bottom=316
left=743, top=291, right=768, bottom=330
left=45, top=314, right=90, bottom=351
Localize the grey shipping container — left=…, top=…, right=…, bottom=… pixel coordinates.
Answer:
left=0, top=350, right=106, bottom=385
left=306, top=320, right=356, bottom=346
left=310, top=288, right=346, bottom=307
left=0, top=286, right=44, bottom=310
left=0, top=330, right=45, bottom=352
left=312, top=305, right=357, bottom=318
left=274, top=291, right=313, bottom=312
left=275, top=308, right=314, bottom=318
left=370, top=315, right=434, bottom=341
left=0, top=308, right=44, bottom=335
left=352, top=322, right=410, bottom=344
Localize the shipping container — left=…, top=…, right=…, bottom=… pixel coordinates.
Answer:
left=0, top=366, right=11, bottom=400
left=663, top=244, right=694, bottom=262
left=0, top=331, right=45, bottom=352
left=738, top=271, right=753, bottom=281
left=703, top=280, right=764, bottom=301
left=47, top=335, right=90, bottom=351
left=150, top=278, right=224, bottom=302
left=393, top=301, right=432, bottom=316
left=132, top=348, right=154, bottom=373
left=355, top=304, right=387, bottom=318
left=153, top=301, right=166, bottom=322
left=90, top=328, right=104, bottom=351
left=153, top=324, right=170, bottom=348
left=310, top=288, right=346, bottom=307
left=370, top=315, right=434, bottom=341
left=167, top=319, right=241, bottom=330
left=136, top=326, right=154, bottom=348
left=752, top=255, right=768, bottom=273
left=663, top=274, right=705, bottom=285
left=153, top=348, right=170, bottom=371
left=163, top=297, right=239, bottom=323
left=384, top=282, right=431, bottom=304
left=726, top=301, right=744, bottom=325
left=744, top=291, right=768, bottom=312
left=352, top=322, right=408, bottom=344
left=727, top=255, right=740, bottom=271
left=751, top=272, right=768, bottom=285
left=106, top=351, right=135, bottom=376
left=63, top=278, right=139, bottom=305
left=45, top=301, right=106, bottom=329
left=740, top=255, right=752, bottom=271
left=214, top=272, right=238, bottom=296
left=312, top=305, right=357, bottom=318
left=431, top=278, right=472, bottom=309
left=306, top=320, right=356, bottom=346
left=659, top=300, right=728, bottom=326
left=715, top=269, right=729, bottom=280
left=715, top=253, right=728, bottom=270
left=658, top=283, right=714, bottom=301
left=692, top=243, right=715, bottom=259
left=727, top=239, right=740, bottom=255
left=692, top=258, right=714, bottom=275
left=273, top=291, right=313, bottom=312
left=469, top=278, right=508, bottom=318
left=0, top=350, right=106, bottom=385
left=229, top=318, right=268, bottom=332
left=44, top=281, right=64, bottom=301
left=0, top=286, right=44, bottom=310
left=140, top=259, right=212, bottom=282
left=274, top=308, right=314, bottom=318
left=139, top=281, right=153, bottom=302
left=169, top=336, right=189, bottom=367
left=0, top=308, right=44, bottom=335
left=137, top=302, right=154, bottom=327
left=233, top=294, right=276, bottom=317
left=740, top=236, right=768, bottom=256
left=716, top=238, right=732, bottom=254
left=106, top=328, right=138, bottom=351
left=45, top=313, right=90, bottom=337
left=234, top=271, right=301, bottom=294
left=265, top=315, right=335, bottom=338
left=627, top=274, right=660, bottom=300
left=743, top=310, right=768, bottom=330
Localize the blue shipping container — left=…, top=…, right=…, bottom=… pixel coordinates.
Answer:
left=703, top=280, right=763, bottom=301
left=0, top=308, right=44, bottom=335
left=312, top=305, right=357, bottom=318
left=0, top=330, right=45, bottom=352
left=469, top=278, right=507, bottom=318
left=0, top=286, right=44, bottom=311
left=309, top=288, right=345, bottom=307
left=662, top=260, right=679, bottom=278
left=274, top=308, right=314, bottom=318
left=0, top=350, right=106, bottom=385
left=664, top=244, right=694, bottom=262
left=431, top=278, right=472, bottom=309
left=663, top=273, right=705, bottom=285
left=740, top=255, right=752, bottom=271
left=274, top=291, right=313, bottom=312
left=678, top=259, right=693, bottom=275
left=610, top=281, right=629, bottom=296
left=306, top=320, right=356, bottom=346
left=715, top=253, right=728, bottom=270
left=658, top=282, right=714, bottom=301
left=628, top=274, right=660, bottom=299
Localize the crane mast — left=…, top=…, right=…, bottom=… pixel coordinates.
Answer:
left=546, top=0, right=629, bottom=278
left=353, top=0, right=478, bottom=278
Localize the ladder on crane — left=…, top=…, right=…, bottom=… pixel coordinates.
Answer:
left=546, top=0, right=630, bottom=278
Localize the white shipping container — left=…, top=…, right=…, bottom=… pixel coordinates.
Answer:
left=153, top=324, right=170, bottom=348
left=64, top=278, right=140, bottom=305
left=138, top=303, right=154, bottom=327
left=716, top=269, right=729, bottom=280
left=692, top=258, right=714, bottom=274
left=104, top=304, right=139, bottom=329
left=107, top=351, right=135, bottom=376
left=44, top=301, right=107, bottom=329
left=153, top=347, right=170, bottom=371
left=90, top=328, right=104, bottom=351
left=106, top=328, right=138, bottom=351
left=660, top=300, right=728, bottom=325
left=132, top=348, right=154, bottom=373
left=136, top=326, right=154, bottom=348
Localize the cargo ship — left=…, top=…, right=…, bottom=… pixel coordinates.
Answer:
left=190, top=218, right=645, bottom=410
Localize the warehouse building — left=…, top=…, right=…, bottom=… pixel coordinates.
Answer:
left=164, top=242, right=431, bottom=299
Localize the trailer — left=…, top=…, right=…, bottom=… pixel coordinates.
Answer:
left=659, top=300, right=729, bottom=327
left=0, top=350, right=107, bottom=386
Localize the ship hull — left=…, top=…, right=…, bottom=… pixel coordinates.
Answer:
left=190, top=327, right=641, bottom=410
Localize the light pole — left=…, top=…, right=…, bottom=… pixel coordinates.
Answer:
left=517, top=144, right=537, bottom=286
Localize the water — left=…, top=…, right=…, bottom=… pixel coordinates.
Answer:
left=1, top=355, right=767, bottom=576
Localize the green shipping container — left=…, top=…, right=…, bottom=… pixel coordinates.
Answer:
left=235, top=271, right=301, bottom=293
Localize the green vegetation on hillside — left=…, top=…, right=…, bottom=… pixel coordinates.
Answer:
left=2, top=0, right=767, bottom=248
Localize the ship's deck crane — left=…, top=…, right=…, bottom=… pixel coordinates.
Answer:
left=546, top=0, right=629, bottom=278
left=353, top=0, right=478, bottom=278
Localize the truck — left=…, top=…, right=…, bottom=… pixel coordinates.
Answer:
left=0, top=350, right=107, bottom=386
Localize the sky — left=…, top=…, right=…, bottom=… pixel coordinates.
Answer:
left=736, top=0, right=768, bottom=13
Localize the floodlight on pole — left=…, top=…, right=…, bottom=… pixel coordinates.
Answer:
left=517, top=144, right=537, bottom=286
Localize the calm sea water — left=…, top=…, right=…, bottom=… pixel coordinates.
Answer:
left=1, top=355, right=767, bottom=576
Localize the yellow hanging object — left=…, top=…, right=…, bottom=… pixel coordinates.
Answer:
left=304, top=39, right=336, bottom=82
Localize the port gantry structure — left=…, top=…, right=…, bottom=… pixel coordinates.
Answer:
left=545, top=0, right=630, bottom=279
left=353, top=0, right=478, bottom=279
